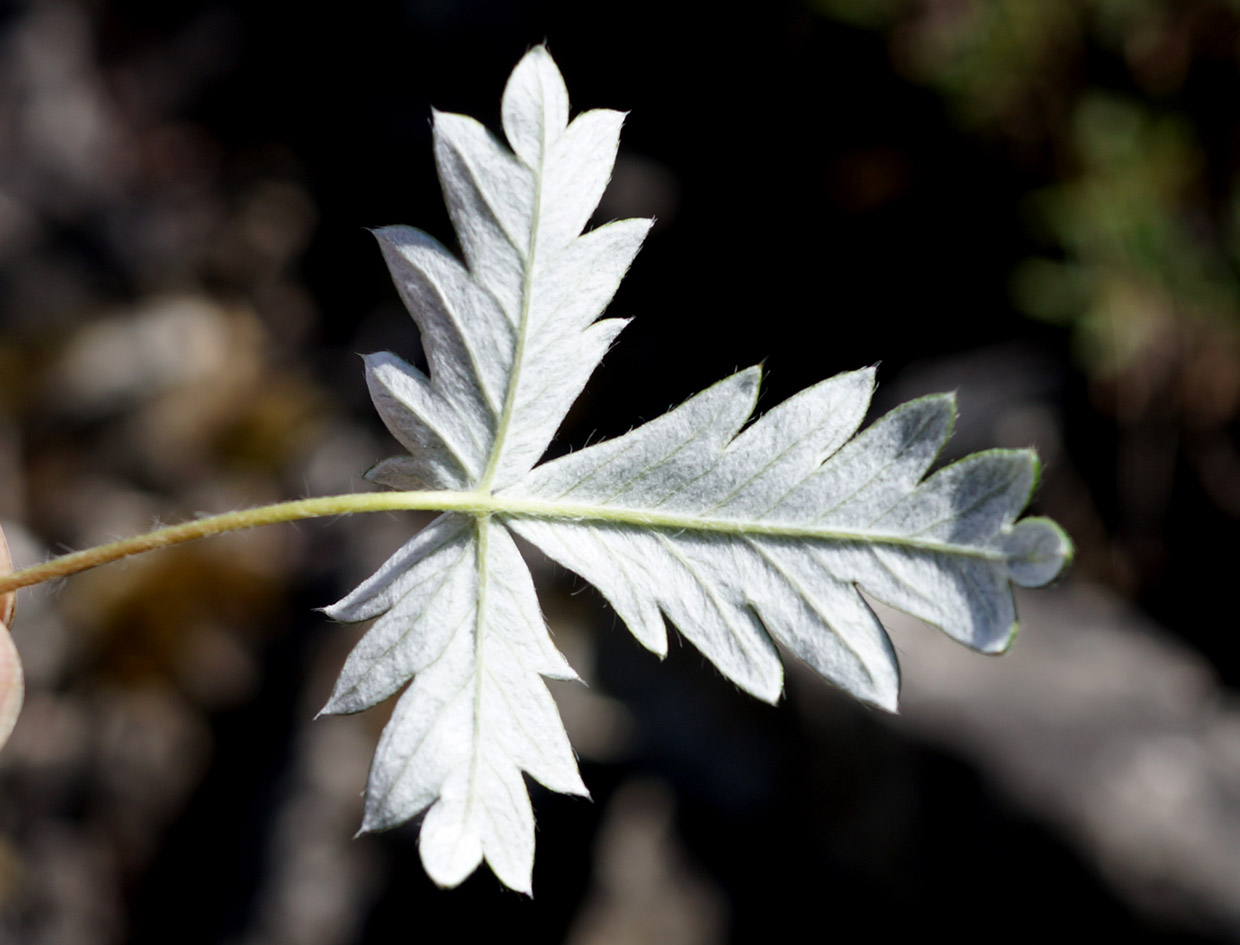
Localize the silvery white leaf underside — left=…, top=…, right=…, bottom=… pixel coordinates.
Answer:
left=321, top=46, right=1072, bottom=894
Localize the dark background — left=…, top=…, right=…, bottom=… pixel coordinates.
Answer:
left=2, top=0, right=1239, bottom=942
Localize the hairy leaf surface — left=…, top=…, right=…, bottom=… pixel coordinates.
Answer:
left=323, top=46, right=1072, bottom=893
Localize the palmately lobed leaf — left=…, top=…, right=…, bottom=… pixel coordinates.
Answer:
left=323, top=45, right=1073, bottom=894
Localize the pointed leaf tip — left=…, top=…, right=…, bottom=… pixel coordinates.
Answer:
left=503, top=46, right=570, bottom=167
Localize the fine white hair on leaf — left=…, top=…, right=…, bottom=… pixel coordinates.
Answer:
left=323, top=45, right=1073, bottom=895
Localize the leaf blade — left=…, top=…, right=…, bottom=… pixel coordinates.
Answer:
left=351, top=518, right=584, bottom=893
left=506, top=367, right=1070, bottom=706
left=334, top=46, right=638, bottom=892
left=327, top=45, right=1072, bottom=896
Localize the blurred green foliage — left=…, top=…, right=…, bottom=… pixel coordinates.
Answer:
left=816, top=0, right=1240, bottom=423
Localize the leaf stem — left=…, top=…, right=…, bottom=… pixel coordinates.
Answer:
left=0, top=486, right=1015, bottom=596
left=0, top=490, right=491, bottom=595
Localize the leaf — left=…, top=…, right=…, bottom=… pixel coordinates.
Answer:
left=322, top=46, right=1072, bottom=894
left=508, top=369, right=1068, bottom=709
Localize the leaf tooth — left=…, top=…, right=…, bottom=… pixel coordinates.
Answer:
left=872, top=449, right=1037, bottom=544
left=364, top=351, right=483, bottom=485
left=510, top=368, right=759, bottom=504
left=485, top=525, right=578, bottom=681
left=800, top=393, right=956, bottom=529
left=480, top=633, right=587, bottom=796
left=728, top=366, right=876, bottom=465
left=535, top=108, right=626, bottom=257
left=324, top=513, right=469, bottom=623
left=502, top=45, right=570, bottom=169
left=510, top=519, right=669, bottom=656
left=414, top=757, right=538, bottom=894
left=826, top=542, right=1016, bottom=653
left=747, top=541, right=900, bottom=711
left=321, top=542, right=473, bottom=716
left=631, top=370, right=762, bottom=510
left=489, top=317, right=630, bottom=489
left=418, top=774, right=488, bottom=888
left=372, top=226, right=513, bottom=417
left=361, top=641, right=476, bottom=833
left=699, top=366, right=876, bottom=520
left=364, top=454, right=457, bottom=491
left=526, top=217, right=651, bottom=343
left=477, top=759, right=537, bottom=895
left=433, top=109, right=534, bottom=262
left=432, top=110, right=533, bottom=321
left=648, top=532, right=784, bottom=704
left=993, top=516, right=1074, bottom=588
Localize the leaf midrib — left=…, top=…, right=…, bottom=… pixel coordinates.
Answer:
left=368, top=489, right=1008, bottom=561
left=477, top=101, right=547, bottom=493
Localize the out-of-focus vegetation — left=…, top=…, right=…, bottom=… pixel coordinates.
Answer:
left=3, top=1, right=1240, bottom=941
left=819, top=0, right=1240, bottom=483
